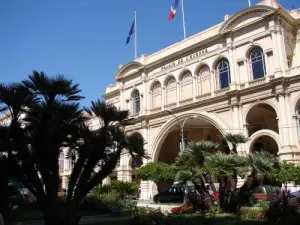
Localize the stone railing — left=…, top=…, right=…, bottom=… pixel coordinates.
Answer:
left=286, top=66, right=300, bottom=75
left=196, top=93, right=212, bottom=100
left=240, top=83, right=246, bottom=89
left=150, top=107, right=162, bottom=114
left=214, top=87, right=230, bottom=96
left=164, top=103, right=177, bottom=110
left=179, top=97, right=193, bottom=106
left=248, top=77, right=266, bottom=87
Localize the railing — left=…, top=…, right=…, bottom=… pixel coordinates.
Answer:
left=196, top=93, right=212, bottom=100
left=286, top=66, right=300, bottom=75
left=214, top=87, right=230, bottom=96
left=248, top=77, right=266, bottom=87
left=150, top=107, right=162, bottom=114
left=179, top=97, right=193, bottom=106
left=165, top=103, right=177, bottom=110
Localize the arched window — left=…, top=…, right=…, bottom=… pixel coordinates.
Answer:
left=152, top=82, right=162, bottom=108
left=132, top=90, right=140, bottom=116
left=216, top=59, right=231, bottom=89
left=249, top=47, right=266, bottom=79
left=59, top=152, right=64, bottom=172
left=181, top=71, right=193, bottom=100
left=166, top=77, right=177, bottom=104
left=197, top=66, right=211, bottom=95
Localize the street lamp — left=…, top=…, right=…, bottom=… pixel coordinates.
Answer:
left=165, top=110, right=200, bottom=152
left=165, top=110, right=185, bottom=152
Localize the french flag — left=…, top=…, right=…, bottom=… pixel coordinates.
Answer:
left=169, top=0, right=179, bottom=20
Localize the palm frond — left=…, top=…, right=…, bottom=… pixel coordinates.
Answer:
left=224, top=133, right=249, bottom=144
left=176, top=141, right=218, bottom=167
left=84, top=99, right=129, bottom=126
left=205, top=153, right=248, bottom=178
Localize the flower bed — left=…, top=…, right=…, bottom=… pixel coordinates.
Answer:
left=170, top=201, right=194, bottom=215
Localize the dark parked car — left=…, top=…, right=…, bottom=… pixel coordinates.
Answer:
left=251, top=185, right=281, bottom=201
left=291, top=190, right=300, bottom=199
left=153, top=186, right=184, bottom=203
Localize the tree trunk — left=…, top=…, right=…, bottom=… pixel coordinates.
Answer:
left=204, top=173, right=218, bottom=201
left=193, top=176, right=213, bottom=212
left=0, top=157, right=8, bottom=213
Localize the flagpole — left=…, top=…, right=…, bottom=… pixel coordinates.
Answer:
left=248, top=0, right=251, bottom=6
left=134, top=11, right=137, bottom=60
left=181, top=0, right=187, bottom=39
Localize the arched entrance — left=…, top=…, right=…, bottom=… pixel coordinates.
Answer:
left=246, top=103, right=278, bottom=136
left=248, top=130, right=281, bottom=155
left=152, top=112, right=230, bottom=163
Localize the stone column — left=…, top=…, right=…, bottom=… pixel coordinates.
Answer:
left=227, top=38, right=237, bottom=89
left=142, top=73, right=147, bottom=114
left=210, top=71, right=215, bottom=96
left=117, top=168, right=132, bottom=181
left=284, top=92, right=296, bottom=146
left=119, top=83, right=125, bottom=110
left=162, top=86, right=166, bottom=110
left=264, top=52, right=270, bottom=76
left=276, top=19, right=288, bottom=71
left=277, top=94, right=294, bottom=159
left=292, top=115, right=300, bottom=143
left=193, top=76, right=197, bottom=101
left=102, top=176, right=111, bottom=185
left=149, top=91, right=152, bottom=110
left=231, top=104, right=240, bottom=133
left=296, top=30, right=300, bottom=67
left=176, top=81, right=180, bottom=106
left=270, top=19, right=283, bottom=76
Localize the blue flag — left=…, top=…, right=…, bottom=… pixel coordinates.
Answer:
left=126, top=17, right=135, bottom=45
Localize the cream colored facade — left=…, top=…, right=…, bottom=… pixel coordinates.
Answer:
left=104, top=0, right=300, bottom=200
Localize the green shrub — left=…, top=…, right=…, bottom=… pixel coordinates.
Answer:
left=91, top=181, right=138, bottom=200
left=239, top=206, right=267, bottom=220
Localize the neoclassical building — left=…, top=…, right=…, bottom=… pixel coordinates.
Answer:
left=104, top=0, right=300, bottom=199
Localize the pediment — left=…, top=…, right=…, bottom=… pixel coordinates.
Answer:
left=219, top=5, right=276, bottom=34
left=116, top=61, right=143, bottom=81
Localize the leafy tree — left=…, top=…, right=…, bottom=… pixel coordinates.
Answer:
left=136, top=162, right=176, bottom=192
left=273, top=161, right=300, bottom=190
left=0, top=71, right=146, bottom=225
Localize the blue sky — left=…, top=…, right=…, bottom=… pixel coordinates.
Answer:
left=0, top=0, right=299, bottom=106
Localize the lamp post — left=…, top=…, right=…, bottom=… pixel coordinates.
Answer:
left=165, top=110, right=200, bottom=152
left=165, top=110, right=185, bottom=152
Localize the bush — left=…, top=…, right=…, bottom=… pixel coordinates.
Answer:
left=239, top=206, right=267, bottom=220
left=91, top=181, right=138, bottom=200
left=267, top=191, right=300, bottom=224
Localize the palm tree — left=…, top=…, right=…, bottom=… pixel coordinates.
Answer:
left=238, top=152, right=277, bottom=207
left=110, top=180, right=138, bottom=199
left=223, top=133, right=249, bottom=194
left=224, top=133, right=249, bottom=154
left=175, top=141, right=219, bottom=211
left=0, top=71, right=146, bottom=225
left=204, top=153, right=248, bottom=212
